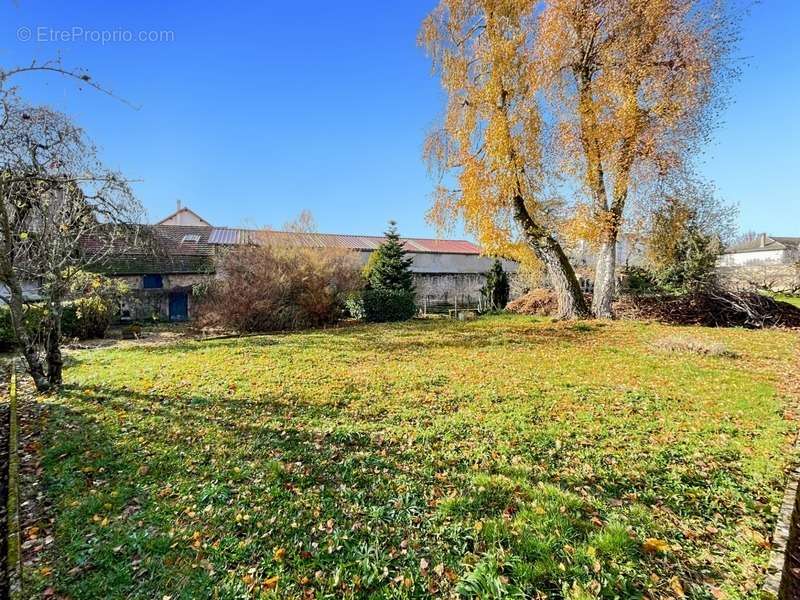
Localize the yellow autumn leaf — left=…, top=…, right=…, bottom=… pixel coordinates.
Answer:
left=273, top=547, right=286, bottom=562
left=642, top=538, right=670, bottom=554
left=262, top=575, right=279, bottom=590
left=669, top=576, right=685, bottom=598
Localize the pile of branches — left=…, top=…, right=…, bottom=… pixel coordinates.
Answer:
left=506, top=288, right=559, bottom=316
left=615, top=286, right=800, bottom=329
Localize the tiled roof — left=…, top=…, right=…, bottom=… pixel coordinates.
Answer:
left=86, top=225, right=215, bottom=275
left=207, top=228, right=481, bottom=255
left=95, top=222, right=483, bottom=276
left=151, top=225, right=214, bottom=256
left=772, top=237, right=800, bottom=250
left=98, top=254, right=213, bottom=275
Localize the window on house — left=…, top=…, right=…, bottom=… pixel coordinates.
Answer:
left=142, top=274, right=163, bottom=289
left=182, top=234, right=200, bottom=243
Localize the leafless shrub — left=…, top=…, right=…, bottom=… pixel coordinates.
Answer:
left=653, top=336, right=738, bottom=358
left=196, top=243, right=363, bottom=333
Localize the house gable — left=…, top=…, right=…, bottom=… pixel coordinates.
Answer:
left=718, top=234, right=800, bottom=266
left=157, top=206, right=212, bottom=227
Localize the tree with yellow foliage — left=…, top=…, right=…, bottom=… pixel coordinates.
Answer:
left=536, top=0, right=734, bottom=316
left=420, top=0, right=590, bottom=318
left=420, top=0, right=735, bottom=318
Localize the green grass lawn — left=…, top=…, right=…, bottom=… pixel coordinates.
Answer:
left=31, top=315, right=799, bottom=599
left=776, top=294, right=800, bottom=309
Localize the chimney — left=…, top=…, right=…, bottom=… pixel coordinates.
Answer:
left=177, top=199, right=182, bottom=212
left=760, top=233, right=767, bottom=248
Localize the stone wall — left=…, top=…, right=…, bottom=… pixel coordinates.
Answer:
left=112, top=273, right=212, bottom=321
left=717, top=263, right=800, bottom=294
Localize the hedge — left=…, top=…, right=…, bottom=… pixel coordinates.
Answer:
left=0, top=304, right=45, bottom=351
left=347, top=289, right=417, bottom=323
left=0, top=298, right=113, bottom=350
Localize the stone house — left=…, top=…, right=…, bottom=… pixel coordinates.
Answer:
left=101, top=222, right=215, bottom=322
left=103, top=207, right=519, bottom=321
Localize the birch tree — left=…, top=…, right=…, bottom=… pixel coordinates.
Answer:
left=536, top=0, right=734, bottom=316
left=420, top=0, right=590, bottom=319
left=421, top=0, right=735, bottom=318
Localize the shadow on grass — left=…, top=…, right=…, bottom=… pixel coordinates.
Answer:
left=48, top=338, right=755, bottom=597
left=93, top=318, right=609, bottom=360
left=41, top=384, right=440, bottom=598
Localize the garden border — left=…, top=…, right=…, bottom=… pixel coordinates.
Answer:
left=5, top=371, right=21, bottom=600
left=763, top=438, right=800, bottom=598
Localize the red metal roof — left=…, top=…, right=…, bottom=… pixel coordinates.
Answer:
left=207, top=228, right=481, bottom=255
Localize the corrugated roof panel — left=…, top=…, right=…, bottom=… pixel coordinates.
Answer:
left=402, top=239, right=426, bottom=252
left=206, top=228, right=481, bottom=255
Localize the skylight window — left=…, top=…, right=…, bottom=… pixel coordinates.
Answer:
left=182, top=234, right=201, bottom=243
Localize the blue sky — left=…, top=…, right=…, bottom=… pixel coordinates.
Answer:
left=1, top=1, right=797, bottom=238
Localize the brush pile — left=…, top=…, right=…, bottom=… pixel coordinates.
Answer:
left=507, top=286, right=800, bottom=328
left=614, top=287, right=800, bottom=329
left=506, top=288, right=559, bottom=316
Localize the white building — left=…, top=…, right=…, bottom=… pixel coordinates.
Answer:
left=718, top=234, right=800, bottom=266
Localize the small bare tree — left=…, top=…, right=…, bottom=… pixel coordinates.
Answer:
left=0, top=97, right=143, bottom=390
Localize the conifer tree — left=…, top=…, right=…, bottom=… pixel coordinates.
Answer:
left=367, top=221, right=415, bottom=292
left=482, top=259, right=510, bottom=310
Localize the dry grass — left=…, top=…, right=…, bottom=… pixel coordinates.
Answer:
left=652, top=335, right=739, bottom=358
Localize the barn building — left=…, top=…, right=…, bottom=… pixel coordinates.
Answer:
left=107, top=206, right=518, bottom=321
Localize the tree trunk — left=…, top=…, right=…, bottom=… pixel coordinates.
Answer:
left=6, top=283, right=50, bottom=392
left=45, top=301, right=63, bottom=387
left=539, top=237, right=591, bottom=320
left=592, top=237, right=616, bottom=318
left=513, top=196, right=590, bottom=319
left=0, top=181, right=49, bottom=391
left=575, top=69, right=622, bottom=318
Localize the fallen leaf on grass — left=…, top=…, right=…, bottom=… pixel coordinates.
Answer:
left=669, top=576, right=685, bottom=598
left=643, top=538, right=670, bottom=554
left=262, top=575, right=279, bottom=590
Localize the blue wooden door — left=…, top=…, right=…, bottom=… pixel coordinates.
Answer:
left=169, top=292, right=188, bottom=321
